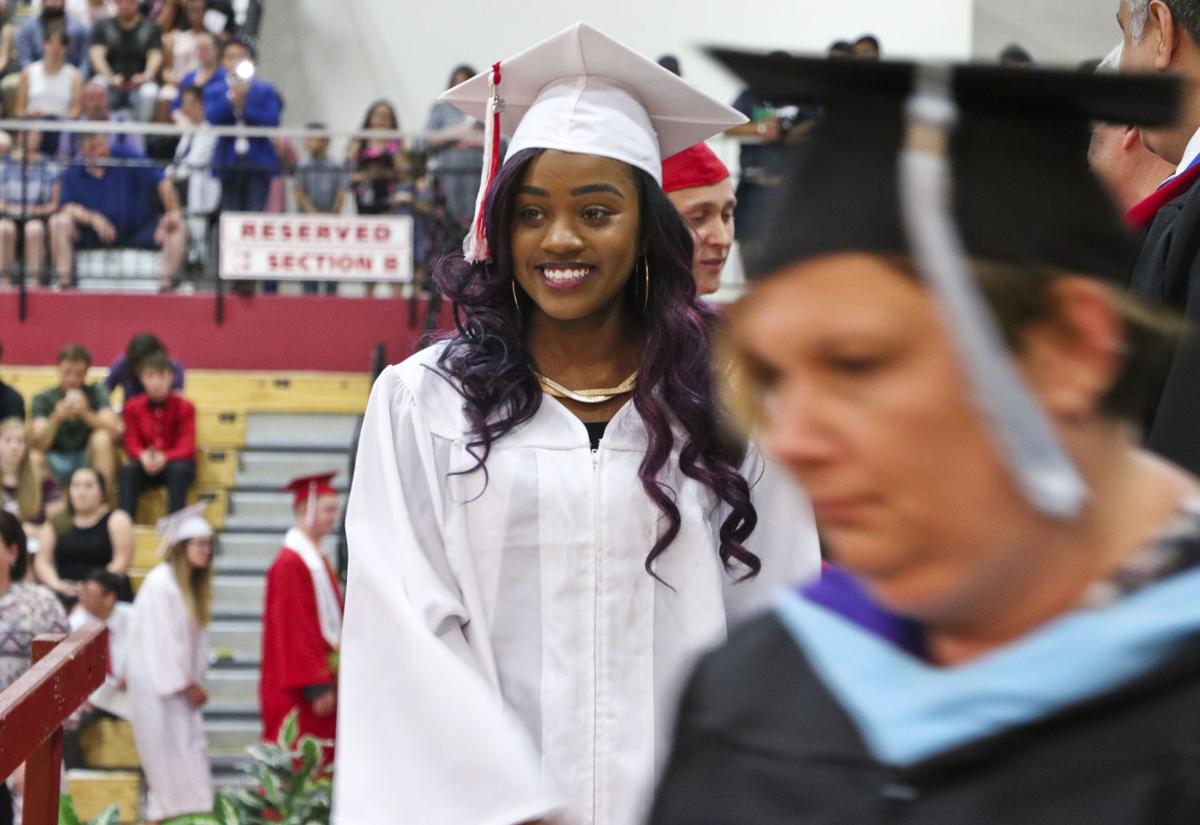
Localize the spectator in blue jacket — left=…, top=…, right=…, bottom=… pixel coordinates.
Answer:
left=204, top=37, right=278, bottom=214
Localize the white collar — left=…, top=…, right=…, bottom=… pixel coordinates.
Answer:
left=1174, top=125, right=1200, bottom=178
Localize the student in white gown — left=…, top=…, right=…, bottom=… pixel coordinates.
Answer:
left=333, top=23, right=823, bottom=825
left=126, top=503, right=214, bottom=823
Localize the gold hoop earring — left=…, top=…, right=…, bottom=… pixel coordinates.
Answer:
left=641, top=256, right=651, bottom=312
left=511, top=279, right=521, bottom=313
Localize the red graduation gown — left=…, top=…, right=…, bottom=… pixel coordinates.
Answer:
left=259, top=546, right=344, bottom=760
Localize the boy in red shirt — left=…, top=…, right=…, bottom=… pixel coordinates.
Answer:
left=118, top=353, right=196, bottom=517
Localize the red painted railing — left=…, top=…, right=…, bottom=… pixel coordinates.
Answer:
left=0, top=625, right=107, bottom=825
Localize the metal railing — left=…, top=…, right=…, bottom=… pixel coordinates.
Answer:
left=0, top=117, right=769, bottom=320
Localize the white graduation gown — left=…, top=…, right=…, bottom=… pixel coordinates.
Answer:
left=333, top=344, right=822, bottom=825
left=126, top=564, right=213, bottom=821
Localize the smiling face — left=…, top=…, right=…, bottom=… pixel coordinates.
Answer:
left=511, top=150, right=641, bottom=323
left=730, top=253, right=1056, bottom=620
left=667, top=178, right=736, bottom=295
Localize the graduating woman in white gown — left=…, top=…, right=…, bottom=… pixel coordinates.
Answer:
left=126, top=503, right=214, bottom=823
left=333, top=23, right=822, bottom=825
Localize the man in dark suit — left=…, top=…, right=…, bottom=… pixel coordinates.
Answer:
left=1119, top=0, right=1200, bottom=474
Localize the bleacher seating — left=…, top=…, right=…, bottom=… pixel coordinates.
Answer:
left=0, top=361, right=368, bottom=795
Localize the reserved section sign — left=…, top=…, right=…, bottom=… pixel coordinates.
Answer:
left=219, top=213, right=414, bottom=282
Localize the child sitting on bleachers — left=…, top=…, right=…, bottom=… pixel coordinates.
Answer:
left=118, top=354, right=196, bottom=519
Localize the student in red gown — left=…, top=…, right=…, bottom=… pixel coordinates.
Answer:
left=259, top=471, right=343, bottom=762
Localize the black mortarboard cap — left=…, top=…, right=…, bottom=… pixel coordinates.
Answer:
left=705, top=50, right=1180, bottom=520
left=706, top=50, right=1179, bottom=282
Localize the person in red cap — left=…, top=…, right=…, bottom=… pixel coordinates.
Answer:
left=662, top=142, right=736, bottom=295
left=259, top=471, right=344, bottom=763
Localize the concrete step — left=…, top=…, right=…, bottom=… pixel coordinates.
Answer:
left=229, top=491, right=308, bottom=524
left=237, top=449, right=352, bottom=488
left=207, top=667, right=259, bottom=705
left=213, top=532, right=339, bottom=572
left=208, top=620, right=262, bottom=660
left=76, top=278, right=161, bottom=293
left=212, top=574, right=266, bottom=615
left=245, top=413, right=359, bottom=450
left=205, top=718, right=262, bottom=759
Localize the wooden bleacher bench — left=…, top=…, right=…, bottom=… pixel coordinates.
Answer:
left=66, top=770, right=140, bottom=825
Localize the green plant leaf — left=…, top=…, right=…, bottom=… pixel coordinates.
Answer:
left=215, top=794, right=242, bottom=825
left=58, top=795, right=81, bottom=825
left=279, top=709, right=300, bottom=750
left=93, top=804, right=120, bottom=825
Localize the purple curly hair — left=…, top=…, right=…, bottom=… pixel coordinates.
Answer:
left=432, top=148, right=760, bottom=580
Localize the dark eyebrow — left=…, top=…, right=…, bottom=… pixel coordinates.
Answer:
left=569, top=182, right=625, bottom=198
left=518, top=185, right=550, bottom=197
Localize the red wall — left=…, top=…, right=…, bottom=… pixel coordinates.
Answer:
left=0, top=290, right=452, bottom=372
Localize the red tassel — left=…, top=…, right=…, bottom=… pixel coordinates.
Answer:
left=465, top=62, right=504, bottom=262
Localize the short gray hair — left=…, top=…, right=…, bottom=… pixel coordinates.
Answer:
left=1130, top=0, right=1200, bottom=45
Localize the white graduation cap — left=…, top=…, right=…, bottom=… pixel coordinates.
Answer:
left=441, top=21, right=747, bottom=262
left=155, top=501, right=213, bottom=557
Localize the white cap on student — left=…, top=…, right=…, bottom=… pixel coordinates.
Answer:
left=155, top=501, right=213, bottom=556
left=441, top=22, right=747, bottom=262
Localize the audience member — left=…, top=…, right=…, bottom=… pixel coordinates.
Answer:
left=424, top=67, right=483, bottom=232
left=662, top=142, right=736, bottom=296
left=154, top=0, right=233, bottom=37
left=0, top=344, right=22, bottom=419
left=126, top=502, right=213, bottom=824
left=349, top=99, right=405, bottom=217
left=34, top=465, right=133, bottom=608
left=293, top=121, right=346, bottom=295
left=204, top=37, right=280, bottom=214
left=167, top=28, right=219, bottom=125
left=105, top=332, right=184, bottom=401
left=29, top=343, right=120, bottom=488
left=157, top=0, right=208, bottom=120
left=89, top=0, right=164, bottom=122
left=726, top=54, right=796, bottom=267
left=168, top=85, right=218, bottom=264
left=852, top=34, right=881, bottom=60
left=0, top=511, right=68, bottom=825
left=1089, top=44, right=1175, bottom=214
left=15, top=0, right=91, bottom=73
left=828, top=39, right=854, bottom=58
left=50, top=133, right=185, bottom=291
left=119, top=352, right=195, bottom=516
left=16, top=27, right=82, bottom=122
left=68, top=78, right=148, bottom=158
left=1119, top=0, right=1200, bottom=473
left=0, top=128, right=61, bottom=286
left=62, top=567, right=132, bottom=768
left=0, top=417, right=63, bottom=554
left=1000, top=43, right=1035, bottom=66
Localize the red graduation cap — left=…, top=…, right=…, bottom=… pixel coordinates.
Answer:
left=661, top=142, right=730, bottom=193
left=283, top=472, right=339, bottom=524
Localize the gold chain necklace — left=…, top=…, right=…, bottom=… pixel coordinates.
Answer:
left=535, top=370, right=639, bottom=404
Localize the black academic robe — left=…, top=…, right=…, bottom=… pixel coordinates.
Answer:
left=1129, top=175, right=1200, bottom=475
left=648, top=613, right=1200, bottom=825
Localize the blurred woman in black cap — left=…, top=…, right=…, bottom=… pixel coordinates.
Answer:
left=649, top=54, right=1200, bottom=825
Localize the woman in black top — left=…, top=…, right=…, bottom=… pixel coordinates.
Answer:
left=34, top=466, right=133, bottom=607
